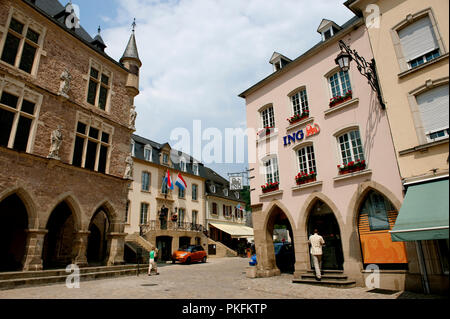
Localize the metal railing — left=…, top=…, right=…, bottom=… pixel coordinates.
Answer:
left=140, top=220, right=209, bottom=237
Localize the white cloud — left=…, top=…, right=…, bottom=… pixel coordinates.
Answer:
left=102, top=0, right=354, bottom=176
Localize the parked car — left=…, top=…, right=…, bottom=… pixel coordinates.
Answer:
left=249, top=242, right=295, bottom=272
left=172, top=245, right=207, bottom=264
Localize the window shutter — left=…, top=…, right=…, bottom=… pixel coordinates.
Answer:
left=398, top=16, right=439, bottom=62
left=416, top=85, right=449, bottom=133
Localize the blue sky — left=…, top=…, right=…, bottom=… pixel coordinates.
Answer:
left=62, top=0, right=355, bottom=180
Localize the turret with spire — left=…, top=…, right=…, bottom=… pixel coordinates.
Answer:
left=120, top=19, right=142, bottom=98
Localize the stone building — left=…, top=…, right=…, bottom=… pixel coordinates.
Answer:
left=0, top=0, right=140, bottom=271
left=345, top=0, right=448, bottom=294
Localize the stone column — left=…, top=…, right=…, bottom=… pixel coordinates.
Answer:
left=106, top=232, right=127, bottom=266
left=22, top=229, right=48, bottom=272
left=341, top=228, right=365, bottom=286
left=72, top=231, right=90, bottom=267
left=293, top=233, right=309, bottom=279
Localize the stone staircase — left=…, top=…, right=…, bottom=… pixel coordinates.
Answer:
left=0, top=264, right=149, bottom=291
left=292, top=270, right=356, bottom=288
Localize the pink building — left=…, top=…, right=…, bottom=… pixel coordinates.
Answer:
left=240, top=17, right=409, bottom=289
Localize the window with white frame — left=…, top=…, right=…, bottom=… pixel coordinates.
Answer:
left=193, top=162, right=199, bottom=175
left=131, top=139, right=135, bottom=157
left=223, top=188, right=229, bottom=197
left=142, top=171, right=150, bottom=192
left=1, top=11, right=45, bottom=74
left=297, top=145, right=317, bottom=174
left=72, top=117, right=112, bottom=174
left=87, top=61, right=112, bottom=111
left=192, top=184, right=198, bottom=201
left=416, top=84, right=449, bottom=142
left=261, top=106, right=275, bottom=128
left=329, top=70, right=352, bottom=98
left=291, top=89, right=309, bottom=116
left=144, top=145, right=152, bottom=161
left=0, top=80, right=41, bottom=152
left=398, top=16, right=441, bottom=70
left=140, top=203, right=149, bottom=225
left=337, top=130, right=365, bottom=165
left=179, top=157, right=186, bottom=172
left=263, top=156, right=280, bottom=184
left=178, top=208, right=185, bottom=226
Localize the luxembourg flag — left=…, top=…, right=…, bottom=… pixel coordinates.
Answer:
left=175, top=173, right=187, bottom=191
left=164, top=169, right=174, bottom=190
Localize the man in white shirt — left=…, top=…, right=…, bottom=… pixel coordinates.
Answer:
left=309, top=229, right=325, bottom=280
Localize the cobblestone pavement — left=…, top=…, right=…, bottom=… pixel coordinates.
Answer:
left=0, top=257, right=445, bottom=299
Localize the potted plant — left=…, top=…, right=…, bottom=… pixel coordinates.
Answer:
left=329, top=90, right=352, bottom=108
left=287, top=109, right=310, bottom=125
left=261, top=181, right=280, bottom=193
left=295, top=171, right=317, bottom=185
left=338, top=159, right=366, bottom=175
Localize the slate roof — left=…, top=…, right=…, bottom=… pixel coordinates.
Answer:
left=22, top=0, right=128, bottom=70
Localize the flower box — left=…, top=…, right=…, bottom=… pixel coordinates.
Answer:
left=338, top=160, right=366, bottom=175
left=329, top=90, right=352, bottom=108
left=261, top=182, right=280, bottom=193
left=258, top=127, right=274, bottom=138
left=287, top=110, right=310, bottom=125
left=295, top=172, right=317, bottom=185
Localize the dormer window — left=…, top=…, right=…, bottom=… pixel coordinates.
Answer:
left=269, top=52, right=292, bottom=73
left=162, top=153, right=169, bottom=164
left=180, top=157, right=186, bottom=172
left=317, top=19, right=342, bottom=42
left=193, top=163, right=199, bottom=175
left=144, top=145, right=152, bottom=161
left=223, top=189, right=229, bottom=197
left=210, top=184, right=216, bottom=193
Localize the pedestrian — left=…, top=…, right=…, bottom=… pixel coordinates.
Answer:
left=309, top=229, right=325, bottom=281
left=148, top=247, right=159, bottom=276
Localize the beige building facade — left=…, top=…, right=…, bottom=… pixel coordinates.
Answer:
left=0, top=0, right=139, bottom=271
left=125, top=135, right=208, bottom=262
left=346, top=0, right=449, bottom=295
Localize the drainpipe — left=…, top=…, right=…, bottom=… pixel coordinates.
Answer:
left=416, top=240, right=430, bottom=294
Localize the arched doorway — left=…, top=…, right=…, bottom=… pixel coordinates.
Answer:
left=43, top=202, right=76, bottom=269
left=156, top=236, right=172, bottom=262
left=0, top=194, right=29, bottom=272
left=266, top=206, right=295, bottom=273
left=307, top=200, right=344, bottom=270
left=87, top=209, right=110, bottom=266
left=358, top=190, right=408, bottom=269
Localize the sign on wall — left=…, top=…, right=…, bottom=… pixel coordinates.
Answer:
left=283, top=123, right=321, bottom=147
left=230, top=176, right=243, bottom=190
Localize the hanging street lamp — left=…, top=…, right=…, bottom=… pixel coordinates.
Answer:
left=335, top=40, right=386, bottom=109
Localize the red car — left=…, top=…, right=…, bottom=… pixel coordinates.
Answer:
left=172, top=245, right=207, bottom=264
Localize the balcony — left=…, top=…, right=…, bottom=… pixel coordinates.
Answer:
left=140, top=220, right=208, bottom=235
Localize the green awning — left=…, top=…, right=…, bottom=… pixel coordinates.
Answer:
left=390, top=179, right=449, bottom=242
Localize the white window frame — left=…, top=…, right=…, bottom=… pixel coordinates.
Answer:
left=290, top=88, right=309, bottom=116
left=260, top=105, right=275, bottom=129
left=0, top=77, right=42, bottom=153
left=0, top=8, right=47, bottom=77
left=336, top=129, right=365, bottom=165
left=131, top=139, right=135, bottom=157
left=193, top=162, right=199, bottom=175
left=71, top=112, right=113, bottom=174
left=141, top=171, right=150, bottom=192
left=144, top=145, right=152, bottom=161
left=328, top=70, right=352, bottom=98
left=262, top=155, right=280, bottom=184
left=140, top=202, right=149, bottom=225
left=86, top=59, right=113, bottom=112
left=223, top=188, right=229, bottom=197
left=180, top=157, right=186, bottom=172
left=296, top=144, right=317, bottom=174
